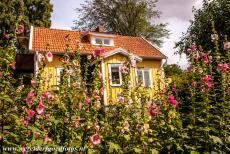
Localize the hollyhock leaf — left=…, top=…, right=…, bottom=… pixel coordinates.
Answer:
left=134, top=148, right=142, bottom=153
left=124, top=134, right=130, bottom=141
left=108, top=142, right=121, bottom=153
left=210, top=135, right=223, bottom=145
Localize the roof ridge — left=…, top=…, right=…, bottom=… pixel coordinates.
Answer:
left=33, top=27, right=81, bottom=33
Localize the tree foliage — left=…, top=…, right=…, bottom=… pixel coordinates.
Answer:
left=176, top=0, right=230, bottom=55
left=74, top=0, right=169, bottom=46
left=0, top=0, right=53, bottom=34
left=164, top=64, right=183, bottom=78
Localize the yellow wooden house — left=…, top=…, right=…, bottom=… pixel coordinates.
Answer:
left=28, top=26, right=166, bottom=105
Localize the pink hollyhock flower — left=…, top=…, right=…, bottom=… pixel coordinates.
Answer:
left=36, top=100, right=44, bottom=115
left=117, top=95, right=125, bottom=103
left=187, top=48, right=192, bottom=54
left=93, top=48, right=105, bottom=58
left=217, top=64, right=223, bottom=72
left=130, top=55, right=136, bottom=67
left=202, top=53, right=209, bottom=64
left=26, top=91, right=34, bottom=106
left=85, top=96, right=91, bottom=105
left=46, top=51, right=53, bottom=62
left=15, top=25, right=24, bottom=34
left=222, top=64, right=229, bottom=72
left=168, top=94, right=178, bottom=107
left=27, top=109, right=35, bottom=118
left=99, top=87, right=104, bottom=96
left=187, top=65, right=192, bottom=72
left=31, top=80, right=36, bottom=87
left=21, top=144, right=25, bottom=154
left=10, top=61, right=16, bottom=70
left=191, top=43, right=197, bottom=51
left=90, top=134, right=101, bottom=146
left=44, top=134, right=51, bottom=144
left=161, top=89, right=166, bottom=95
left=227, top=89, right=230, bottom=95
left=136, top=124, right=143, bottom=132
left=21, top=116, right=29, bottom=126
left=172, top=84, right=176, bottom=91
left=120, top=65, right=129, bottom=74
left=148, top=101, right=158, bottom=117
left=122, top=121, right=129, bottom=133
left=223, top=42, right=230, bottom=50
left=98, top=72, right=102, bottom=79
left=202, top=75, right=212, bottom=83
left=4, top=33, right=10, bottom=40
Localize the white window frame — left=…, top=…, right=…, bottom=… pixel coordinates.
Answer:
left=136, top=68, right=152, bottom=88
left=56, top=68, right=73, bottom=85
left=91, top=36, right=114, bottom=46
left=108, top=63, right=122, bottom=87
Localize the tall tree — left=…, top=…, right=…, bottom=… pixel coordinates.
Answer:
left=74, top=0, right=169, bottom=46
left=176, top=0, right=230, bottom=55
left=0, top=0, right=53, bottom=34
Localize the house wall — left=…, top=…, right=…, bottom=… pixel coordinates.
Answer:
left=40, top=55, right=63, bottom=90
left=39, top=54, right=164, bottom=103
left=103, top=53, right=163, bottom=104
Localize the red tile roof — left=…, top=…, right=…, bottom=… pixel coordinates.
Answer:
left=31, top=27, right=166, bottom=59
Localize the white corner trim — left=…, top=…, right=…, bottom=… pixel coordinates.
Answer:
left=104, top=48, right=142, bottom=61
left=101, top=60, right=107, bottom=106
left=34, top=51, right=38, bottom=79
left=29, top=26, right=33, bottom=50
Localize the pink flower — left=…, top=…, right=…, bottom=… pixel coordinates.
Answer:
left=117, top=95, right=125, bottom=103
left=120, top=65, right=129, bottom=74
left=223, top=42, right=230, bottom=50
left=44, top=134, right=51, bottom=144
left=21, top=144, right=25, bottom=154
left=85, top=96, right=91, bottom=105
left=136, top=124, right=143, bottom=132
left=90, top=134, right=101, bottom=146
left=191, top=43, right=197, bottom=51
left=172, top=84, right=176, bottom=91
left=168, top=94, right=178, bottom=107
left=10, top=61, right=16, bottom=70
left=187, top=65, right=192, bottom=72
left=122, top=121, right=129, bottom=133
left=202, top=53, right=209, bottom=64
left=26, top=91, right=34, bottom=106
left=15, top=25, right=24, bottom=34
left=99, top=87, right=104, bottom=96
left=202, top=75, right=212, bottom=83
left=21, top=116, right=29, bottom=126
left=161, top=89, right=166, bottom=95
left=27, top=109, right=35, bottom=118
left=46, top=51, right=53, bottom=62
left=31, top=80, right=36, bottom=87
left=217, top=64, right=223, bottom=72
left=130, top=55, right=136, bottom=67
left=93, top=48, right=105, bottom=58
left=0, top=136, right=3, bottom=141
left=36, top=100, right=44, bottom=115
left=148, top=101, right=158, bottom=117
left=227, top=89, right=230, bottom=95
left=223, top=64, right=229, bottom=72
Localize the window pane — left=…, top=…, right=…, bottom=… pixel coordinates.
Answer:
left=95, top=38, right=103, bottom=44
left=104, top=39, right=110, bottom=45
left=111, top=66, right=120, bottom=85
left=137, top=70, right=143, bottom=85
left=144, top=70, right=150, bottom=87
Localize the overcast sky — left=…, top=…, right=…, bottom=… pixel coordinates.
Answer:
left=50, top=0, right=203, bottom=69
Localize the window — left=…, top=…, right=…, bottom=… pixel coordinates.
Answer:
left=56, top=68, right=64, bottom=85
left=137, top=69, right=151, bottom=88
left=92, top=37, right=114, bottom=46
left=56, top=68, right=75, bottom=86
left=109, top=64, right=122, bottom=86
